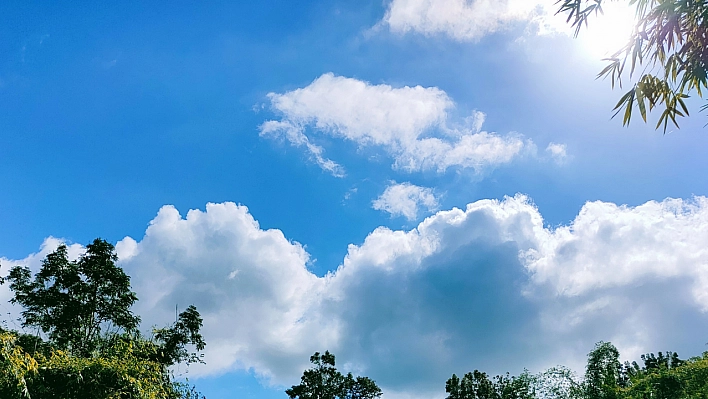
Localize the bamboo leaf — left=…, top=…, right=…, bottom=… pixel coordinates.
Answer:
left=623, top=91, right=635, bottom=125
left=636, top=87, right=647, bottom=122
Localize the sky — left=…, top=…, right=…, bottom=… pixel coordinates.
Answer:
left=2, top=0, right=708, bottom=398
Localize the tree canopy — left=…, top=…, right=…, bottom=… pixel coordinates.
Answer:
left=0, top=238, right=206, bottom=399
left=4, top=239, right=140, bottom=357
left=557, top=0, right=708, bottom=131
left=287, top=351, right=382, bottom=399
left=445, top=369, right=535, bottom=399
left=446, top=341, right=708, bottom=399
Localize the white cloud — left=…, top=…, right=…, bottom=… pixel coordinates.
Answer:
left=260, top=73, right=532, bottom=175
left=381, top=0, right=561, bottom=41
left=523, top=197, right=708, bottom=303
left=545, top=142, right=568, bottom=164
left=260, top=120, right=346, bottom=177
left=379, top=0, right=638, bottom=56
left=118, top=203, right=336, bottom=381
left=372, top=182, right=440, bottom=220
left=3, top=196, right=708, bottom=396
left=344, top=187, right=358, bottom=201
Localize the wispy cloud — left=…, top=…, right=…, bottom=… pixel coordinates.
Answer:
left=260, top=120, right=347, bottom=177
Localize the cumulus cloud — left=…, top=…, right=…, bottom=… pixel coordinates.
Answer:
left=380, top=0, right=563, bottom=41
left=524, top=197, right=708, bottom=302
left=372, top=182, right=440, bottom=220
left=3, top=196, right=708, bottom=396
left=260, top=74, right=533, bottom=176
left=119, top=203, right=336, bottom=381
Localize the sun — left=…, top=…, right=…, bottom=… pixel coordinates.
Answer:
left=578, top=2, right=637, bottom=58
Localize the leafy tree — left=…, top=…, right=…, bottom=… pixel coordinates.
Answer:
left=557, top=0, right=708, bottom=130
left=620, top=350, right=689, bottom=399
left=534, top=366, right=582, bottom=399
left=4, top=239, right=140, bottom=356
left=671, top=352, right=708, bottom=397
left=583, top=341, right=622, bottom=399
left=287, top=351, right=343, bottom=399
left=287, top=351, right=382, bottom=399
left=26, top=339, right=171, bottom=399
left=445, top=370, right=534, bottom=399
left=494, top=372, right=535, bottom=399
left=341, top=374, right=382, bottom=399
left=0, top=332, right=38, bottom=398
left=444, top=342, right=708, bottom=399
left=447, top=373, right=463, bottom=399
left=0, top=328, right=206, bottom=399
left=446, top=370, right=495, bottom=399
left=0, top=238, right=207, bottom=399
left=640, top=351, right=683, bottom=371
left=152, top=305, right=206, bottom=367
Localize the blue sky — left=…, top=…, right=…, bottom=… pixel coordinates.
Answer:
left=2, top=1, right=708, bottom=398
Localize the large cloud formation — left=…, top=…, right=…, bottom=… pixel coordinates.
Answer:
left=260, top=74, right=533, bottom=176
left=3, top=196, right=708, bottom=397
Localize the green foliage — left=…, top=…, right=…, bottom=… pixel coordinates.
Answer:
left=446, top=371, right=495, bottom=399
left=584, top=342, right=622, bottom=399
left=534, top=366, right=582, bottom=399
left=0, top=329, right=205, bottom=399
left=153, top=305, right=206, bottom=367
left=4, top=239, right=140, bottom=357
left=672, top=352, right=708, bottom=397
left=446, top=342, right=708, bottom=399
left=340, top=374, right=381, bottom=399
left=29, top=341, right=169, bottom=399
left=287, top=351, right=382, bottom=399
left=620, top=350, right=708, bottom=399
left=446, top=370, right=535, bottom=399
left=0, top=332, right=38, bottom=398
left=0, top=238, right=207, bottom=399
left=494, top=372, right=536, bottom=399
left=556, top=0, right=708, bottom=131
left=286, top=351, right=345, bottom=399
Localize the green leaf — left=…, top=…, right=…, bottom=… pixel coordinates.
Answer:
left=636, top=86, right=647, bottom=122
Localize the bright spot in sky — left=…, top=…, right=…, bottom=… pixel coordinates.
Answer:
left=577, top=2, right=637, bottom=58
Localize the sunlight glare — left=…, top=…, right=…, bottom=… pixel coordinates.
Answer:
left=578, top=2, right=637, bottom=58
